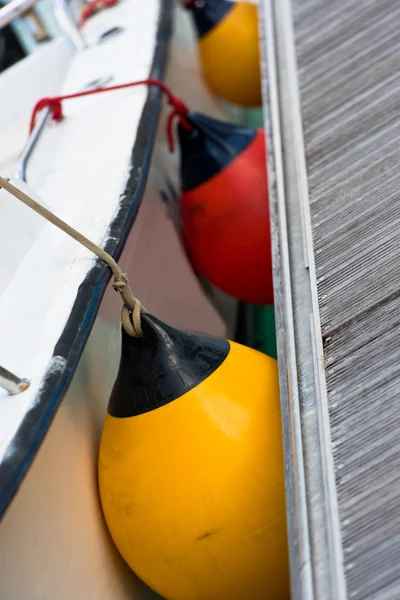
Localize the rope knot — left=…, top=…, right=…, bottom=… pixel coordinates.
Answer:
left=169, top=97, right=189, bottom=117
left=166, top=96, right=192, bottom=152
left=112, top=272, right=144, bottom=338
left=112, top=272, right=129, bottom=293
left=30, top=98, right=63, bottom=133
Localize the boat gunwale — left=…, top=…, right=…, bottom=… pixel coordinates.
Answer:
left=0, top=0, right=173, bottom=519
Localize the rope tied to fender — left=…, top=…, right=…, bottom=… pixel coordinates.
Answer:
left=29, top=78, right=193, bottom=152
left=0, top=176, right=144, bottom=338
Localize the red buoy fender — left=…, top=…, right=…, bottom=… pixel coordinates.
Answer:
left=179, top=121, right=273, bottom=305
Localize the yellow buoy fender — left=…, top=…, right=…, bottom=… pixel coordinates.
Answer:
left=187, top=0, right=262, bottom=107
left=99, top=313, right=290, bottom=600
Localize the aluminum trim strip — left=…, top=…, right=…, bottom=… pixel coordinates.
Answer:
left=260, top=0, right=347, bottom=597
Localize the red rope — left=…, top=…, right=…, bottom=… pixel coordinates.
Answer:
left=29, top=78, right=193, bottom=152
left=78, top=0, right=118, bottom=28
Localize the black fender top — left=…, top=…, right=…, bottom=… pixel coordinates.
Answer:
left=108, top=313, right=230, bottom=418
left=187, top=0, right=234, bottom=39
left=178, top=112, right=256, bottom=192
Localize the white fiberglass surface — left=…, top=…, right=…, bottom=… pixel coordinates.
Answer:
left=0, top=36, right=74, bottom=173
left=0, top=0, right=160, bottom=462
left=0, top=183, right=51, bottom=297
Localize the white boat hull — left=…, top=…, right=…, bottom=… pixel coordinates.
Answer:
left=0, top=4, right=241, bottom=598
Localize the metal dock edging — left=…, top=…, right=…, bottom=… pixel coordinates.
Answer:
left=259, top=1, right=347, bottom=597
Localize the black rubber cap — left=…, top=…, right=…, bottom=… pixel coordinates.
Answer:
left=187, top=0, right=234, bottom=38
left=178, top=112, right=256, bottom=192
left=108, top=313, right=230, bottom=418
